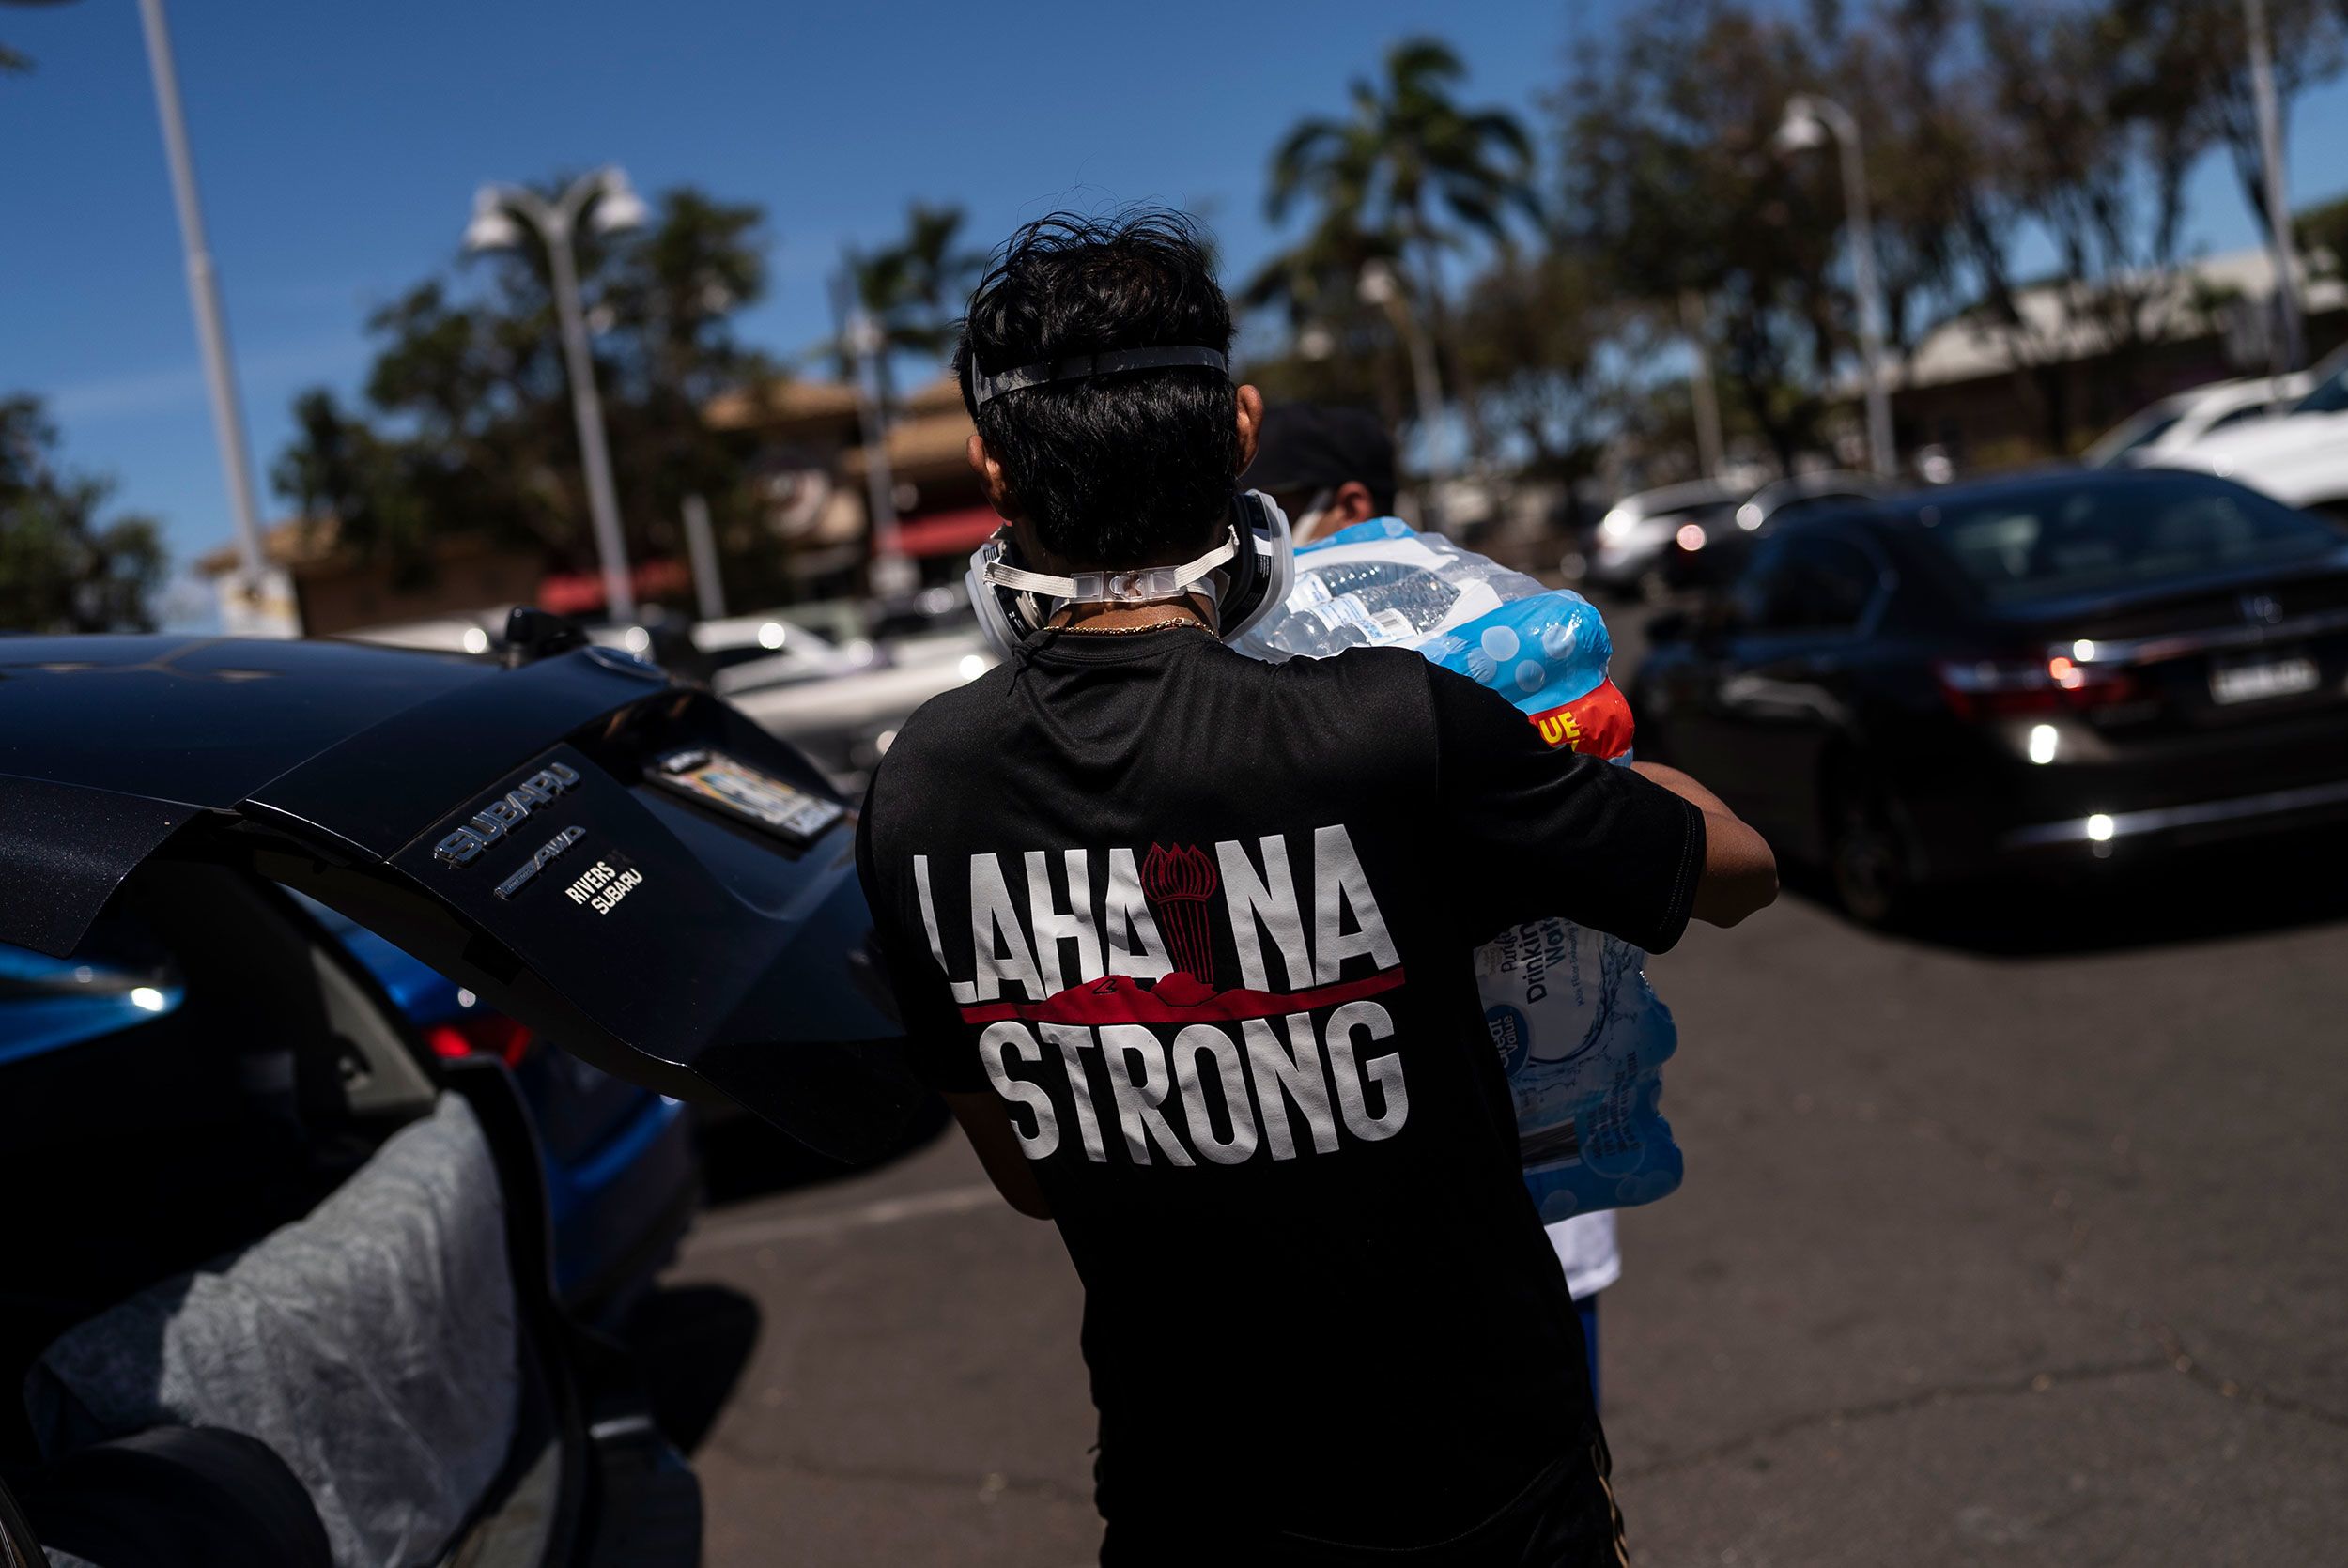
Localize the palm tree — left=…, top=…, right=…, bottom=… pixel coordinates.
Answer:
left=833, top=202, right=985, bottom=418
left=1265, top=37, right=1539, bottom=459
left=3, top=0, right=84, bottom=76
left=1242, top=216, right=1412, bottom=431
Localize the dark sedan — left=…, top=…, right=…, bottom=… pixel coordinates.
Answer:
left=1630, top=468, right=2348, bottom=925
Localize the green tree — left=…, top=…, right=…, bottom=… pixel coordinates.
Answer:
left=1558, top=0, right=1849, bottom=469
left=1453, top=244, right=1630, bottom=483
left=1265, top=37, right=1539, bottom=458
left=833, top=203, right=985, bottom=416
left=0, top=395, right=167, bottom=632
left=2110, top=0, right=2348, bottom=237
left=274, top=181, right=779, bottom=595
left=1240, top=219, right=1413, bottom=434
left=1962, top=0, right=2212, bottom=446
left=2298, top=192, right=2348, bottom=280
left=2, top=0, right=82, bottom=77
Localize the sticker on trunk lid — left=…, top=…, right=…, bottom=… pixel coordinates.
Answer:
left=649, top=748, right=845, bottom=844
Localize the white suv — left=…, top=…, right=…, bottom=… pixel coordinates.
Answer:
left=2085, top=373, right=2308, bottom=467
left=2140, top=348, right=2348, bottom=521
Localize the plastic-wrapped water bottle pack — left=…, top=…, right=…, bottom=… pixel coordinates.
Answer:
left=1240, top=518, right=1682, bottom=1218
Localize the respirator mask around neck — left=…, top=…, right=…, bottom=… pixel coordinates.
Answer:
left=957, top=344, right=1295, bottom=658
left=965, top=489, right=1295, bottom=660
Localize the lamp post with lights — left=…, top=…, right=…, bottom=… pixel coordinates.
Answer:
left=2244, top=0, right=2305, bottom=372
left=136, top=0, right=275, bottom=619
left=465, top=168, right=649, bottom=621
left=1776, top=95, right=1894, bottom=477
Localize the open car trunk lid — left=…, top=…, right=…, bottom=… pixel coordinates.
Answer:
left=0, top=636, right=917, bottom=1161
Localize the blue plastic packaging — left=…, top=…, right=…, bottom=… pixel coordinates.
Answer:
left=1244, top=519, right=1684, bottom=1217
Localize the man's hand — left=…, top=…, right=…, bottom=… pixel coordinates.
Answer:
left=1630, top=761, right=1778, bottom=927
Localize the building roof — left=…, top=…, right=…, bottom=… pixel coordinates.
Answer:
left=703, top=373, right=965, bottom=434
left=703, top=377, right=865, bottom=434
left=193, top=516, right=524, bottom=579
left=1897, top=245, right=2346, bottom=392
left=900, top=375, right=967, bottom=415
left=193, top=516, right=337, bottom=576
left=843, top=407, right=978, bottom=484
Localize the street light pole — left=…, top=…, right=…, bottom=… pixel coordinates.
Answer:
left=1359, top=259, right=1449, bottom=527
left=2245, top=0, right=2306, bottom=373
left=1779, top=95, right=1895, bottom=477
left=831, top=261, right=909, bottom=597
left=135, top=0, right=267, bottom=591
left=466, top=170, right=648, bottom=622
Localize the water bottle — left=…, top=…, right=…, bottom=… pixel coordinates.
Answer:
left=1239, top=519, right=1683, bottom=1217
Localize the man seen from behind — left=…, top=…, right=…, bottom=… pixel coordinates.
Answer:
left=856, top=210, right=1776, bottom=1566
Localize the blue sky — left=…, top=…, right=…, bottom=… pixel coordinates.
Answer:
left=3, top=0, right=2344, bottom=598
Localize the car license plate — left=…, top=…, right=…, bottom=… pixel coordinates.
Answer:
left=649, top=747, right=845, bottom=843
left=2208, top=653, right=2319, bottom=705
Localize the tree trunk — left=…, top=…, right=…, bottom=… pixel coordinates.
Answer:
left=1413, top=233, right=1491, bottom=469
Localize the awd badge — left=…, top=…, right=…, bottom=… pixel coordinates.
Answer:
left=493, top=825, right=589, bottom=900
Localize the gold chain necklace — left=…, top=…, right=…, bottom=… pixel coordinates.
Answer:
left=1057, top=614, right=1216, bottom=637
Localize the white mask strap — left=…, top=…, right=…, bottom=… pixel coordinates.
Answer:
left=982, top=528, right=1238, bottom=607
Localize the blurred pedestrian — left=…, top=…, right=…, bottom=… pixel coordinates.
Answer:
left=1249, top=401, right=1627, bottom=1408
left=856, top=209, right=1776, bottom=1565
left=1244, top=402, right=1398, bottom=546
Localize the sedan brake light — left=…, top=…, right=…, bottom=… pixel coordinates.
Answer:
left=1933, top=655, right=2141, bottom=718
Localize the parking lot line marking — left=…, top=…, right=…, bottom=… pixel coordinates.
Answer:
left=689, top=1183, right=1001, bottom=1253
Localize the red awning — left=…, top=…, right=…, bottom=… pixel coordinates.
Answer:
left=890, top=506, right=1003, bottom=559
left=537, top=558, right=693, bottom=616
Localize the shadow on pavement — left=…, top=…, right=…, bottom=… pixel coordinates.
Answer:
left=695, top=1092, right=953, bottom=1210
left=626, top=1284, right=763, bottom=1453
left=1788, top=824, right=2348, bottom=958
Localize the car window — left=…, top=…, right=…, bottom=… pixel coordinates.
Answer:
left=1655, top=502, right=1738, bottom=533
left=2086, top=407, right=2183, bottom=463
left=2202, top=403, right=2274, bottom=433
left=2294, top=367, right=2348, bottom=416
left=1913, top=473, right=2341, bottom=604
left=702, top=645, right=782, bottom=674
left=1731, top=535, right=1879, bottom=634
left=1770, top=492, right=1875, bottom=529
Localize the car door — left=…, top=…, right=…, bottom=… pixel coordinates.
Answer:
left=1671, top=531, right=1890, bottom=842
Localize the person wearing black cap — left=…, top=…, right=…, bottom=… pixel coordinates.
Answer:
left=1252, top=399, right=1630, bottom=1408
left=854, top=209, right=1776, bottom=1565
left=1244, top=402, right=1399, bottom=545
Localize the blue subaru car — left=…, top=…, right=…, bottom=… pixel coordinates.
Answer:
left=296, top=898, right=700, bottom=1322
left=0, top=901, right=698, bottom=1327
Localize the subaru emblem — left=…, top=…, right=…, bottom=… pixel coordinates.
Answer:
left=2239, top=592, right=2282, bottom=625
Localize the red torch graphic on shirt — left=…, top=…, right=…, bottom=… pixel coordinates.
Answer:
left=1140, top=843, right=1219, bottom=986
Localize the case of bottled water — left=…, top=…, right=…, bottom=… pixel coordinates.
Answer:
left=1241, top=518, right=1683, bottom=1218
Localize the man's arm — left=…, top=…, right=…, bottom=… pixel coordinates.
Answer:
left=944, top=1091, right=1054, bottom=1220
left=1630, top=761, right=1778, bottom=927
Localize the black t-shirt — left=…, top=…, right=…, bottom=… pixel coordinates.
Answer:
left=856, top=624, right=1702, bottom=1551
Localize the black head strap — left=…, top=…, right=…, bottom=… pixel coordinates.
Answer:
left=970, top=346, right=1229, bottom=409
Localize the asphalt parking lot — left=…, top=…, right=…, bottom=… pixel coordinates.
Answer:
left=637, top=610, right=2348, bottom=1565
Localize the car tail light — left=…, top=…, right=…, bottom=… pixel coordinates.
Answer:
left=425, top=1012, right=534, bottom=1068
left=1934, top=654, right=2141, bottom=718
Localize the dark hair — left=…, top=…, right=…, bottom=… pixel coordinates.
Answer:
left=955, top=209, right=1236, bottom=568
